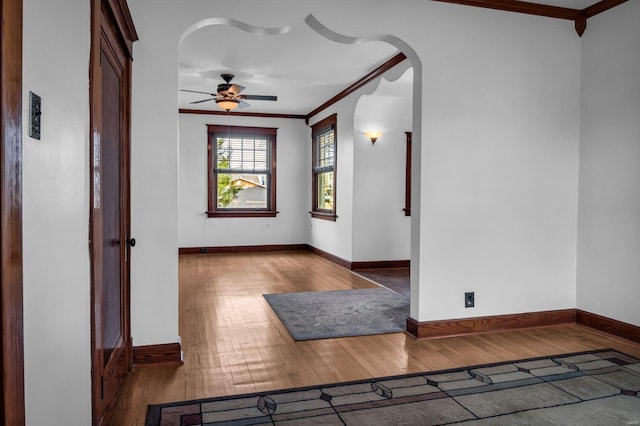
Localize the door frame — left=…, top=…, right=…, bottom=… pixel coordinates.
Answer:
left=0, top=0, right=25, bottom=424
left=89, top=0, right=137, bottom=424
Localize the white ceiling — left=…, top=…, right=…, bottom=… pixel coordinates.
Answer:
left=177, top=0, right=601, bottom=116
left=178, top=24, right=398, bottom=115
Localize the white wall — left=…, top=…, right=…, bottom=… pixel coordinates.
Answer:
left=577, top=1, right=640, bottom=327
left=22, top=0, right=92, bottom=425
left=414, top=6, right=580, bottom=321
left=129, top=0, right=582, bottom=328
left=353, top=69, right=412, bottom=262
left=129, top=4, right=181, bottom=346
left=178, top=114, right=310, bottom=247
left=19, top=0, right=618, bottom=424
left=178, top=51, right=411, bottom=263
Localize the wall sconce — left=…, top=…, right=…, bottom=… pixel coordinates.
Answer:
left=365, top=131, right=382, bottom=145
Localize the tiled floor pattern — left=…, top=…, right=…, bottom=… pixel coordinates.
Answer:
left=146, top=349, right=640, bottom=426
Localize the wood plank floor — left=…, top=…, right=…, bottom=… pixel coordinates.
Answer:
left=112, top=250, right=640, bottom=425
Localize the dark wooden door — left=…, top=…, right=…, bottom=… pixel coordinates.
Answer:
left=90, top=2, right=136, bottom=424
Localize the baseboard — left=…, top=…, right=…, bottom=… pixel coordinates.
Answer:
left=179, top=244, right=408, bottom=272
left=351, top=260, right=410, bottom=270
left=576, top=309, right=640, bottom=344
left=304, top=245, right=351, bottom=269
left=179, top=244, right=307, bottom=255
left=406, top=309, right=577, bottom=340
left=132, top=343, right=183, bottom=367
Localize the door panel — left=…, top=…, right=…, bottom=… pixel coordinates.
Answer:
left=100, top=49, right=123, bottom=370
left=90, top=2, right=134, bottom=424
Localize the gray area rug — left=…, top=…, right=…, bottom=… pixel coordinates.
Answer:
left=263, top=287, right=409, bottom=341
left=146, top=349, right=640, bottom=425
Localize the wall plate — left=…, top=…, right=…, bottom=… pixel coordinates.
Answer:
left=465, top=292, right=475, bottom=308
left=29, top=91, right=42, bottom=140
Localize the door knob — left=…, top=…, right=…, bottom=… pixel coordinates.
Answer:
left=127, top=238, right=136, bottom=247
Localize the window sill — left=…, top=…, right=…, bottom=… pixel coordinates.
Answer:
left=309, top=211, right=337, bottom=221
left=207, top=211, right=278, bottom=218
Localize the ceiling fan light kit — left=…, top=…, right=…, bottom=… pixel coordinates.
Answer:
left=180, top=73, right=277, bottom=112
left=216, top=99, right=240, bottom=112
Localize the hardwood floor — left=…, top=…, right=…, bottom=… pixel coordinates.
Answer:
left=353, top=267, right=411, bottom=298
left=112, top=250, right=640, bottom=425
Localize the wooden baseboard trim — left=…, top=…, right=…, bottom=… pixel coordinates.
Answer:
left=179, top=244, right=307, bottom=255
left=406, top=308, right=640, bottom=343
left=179, top=244, right=408, bottom=273
left=351, top=260, right=409, bottom=270
left=406, top=309, right=577, bottom=340
left=305, top=245, right=351, bottom=269
left=576, top=309, right=640, bottom=344
left=132, top=343, right=183, bottom=367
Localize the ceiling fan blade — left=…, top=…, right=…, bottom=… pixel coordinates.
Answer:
left=180, top=89, right=216, bottom=96
left=190, top=98, right=215, bottom=104
left=227, top=84, right=245, bottom=95
left=238, top=100, right=251, bottom=109
left=241, top=94, right=277, bottom=101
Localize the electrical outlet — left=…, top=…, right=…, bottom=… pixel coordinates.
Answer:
left=465, top=292, right=475, bottom=308
left=199, top=247, right=209, bottom=253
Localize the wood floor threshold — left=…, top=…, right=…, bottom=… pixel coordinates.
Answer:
left=351, top=260, right=410, bottom=270
left=132, top=343, right=183, bottom=367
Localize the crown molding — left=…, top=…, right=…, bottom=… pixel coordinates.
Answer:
left=431, top=0, right=628, bottom=36
left=305, top=52, right=407, bottom=122
left=583, top=0, right=628, bottom=18
left=433, top=0, right=577, bottom=19
left=179, top=108, right=306, bottom=120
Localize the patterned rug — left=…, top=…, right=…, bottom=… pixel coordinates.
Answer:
left=146, top=349, right=640, bottom=425
left=263, top=288, right=409, bottom=341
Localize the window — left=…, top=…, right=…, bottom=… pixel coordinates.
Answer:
left=311, top=114, right=337, bottom=220
left=207, top=125, right=277, bottom=217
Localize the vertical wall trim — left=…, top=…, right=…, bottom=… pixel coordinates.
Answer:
left=0, top=0, right=25, bottom=424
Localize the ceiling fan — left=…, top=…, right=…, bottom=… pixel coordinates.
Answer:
left=180, top=73, right=277, bottom=112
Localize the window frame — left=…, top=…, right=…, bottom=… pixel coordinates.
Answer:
left=310, top=114, right=337, bottom=221
left=404, top=131, right=411, bottom=216
left=207, top=125, right=277, bottom=218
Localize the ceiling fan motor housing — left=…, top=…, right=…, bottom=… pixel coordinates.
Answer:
left=217, top=83, right=234, bottom=96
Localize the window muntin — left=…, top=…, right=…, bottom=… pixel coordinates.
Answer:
left=311, top=114, right=337, bottom=220
left=207, top=125, right=277, bottom=217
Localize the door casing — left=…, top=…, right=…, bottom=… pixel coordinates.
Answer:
left=0, top=0, right=25, bottom=424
